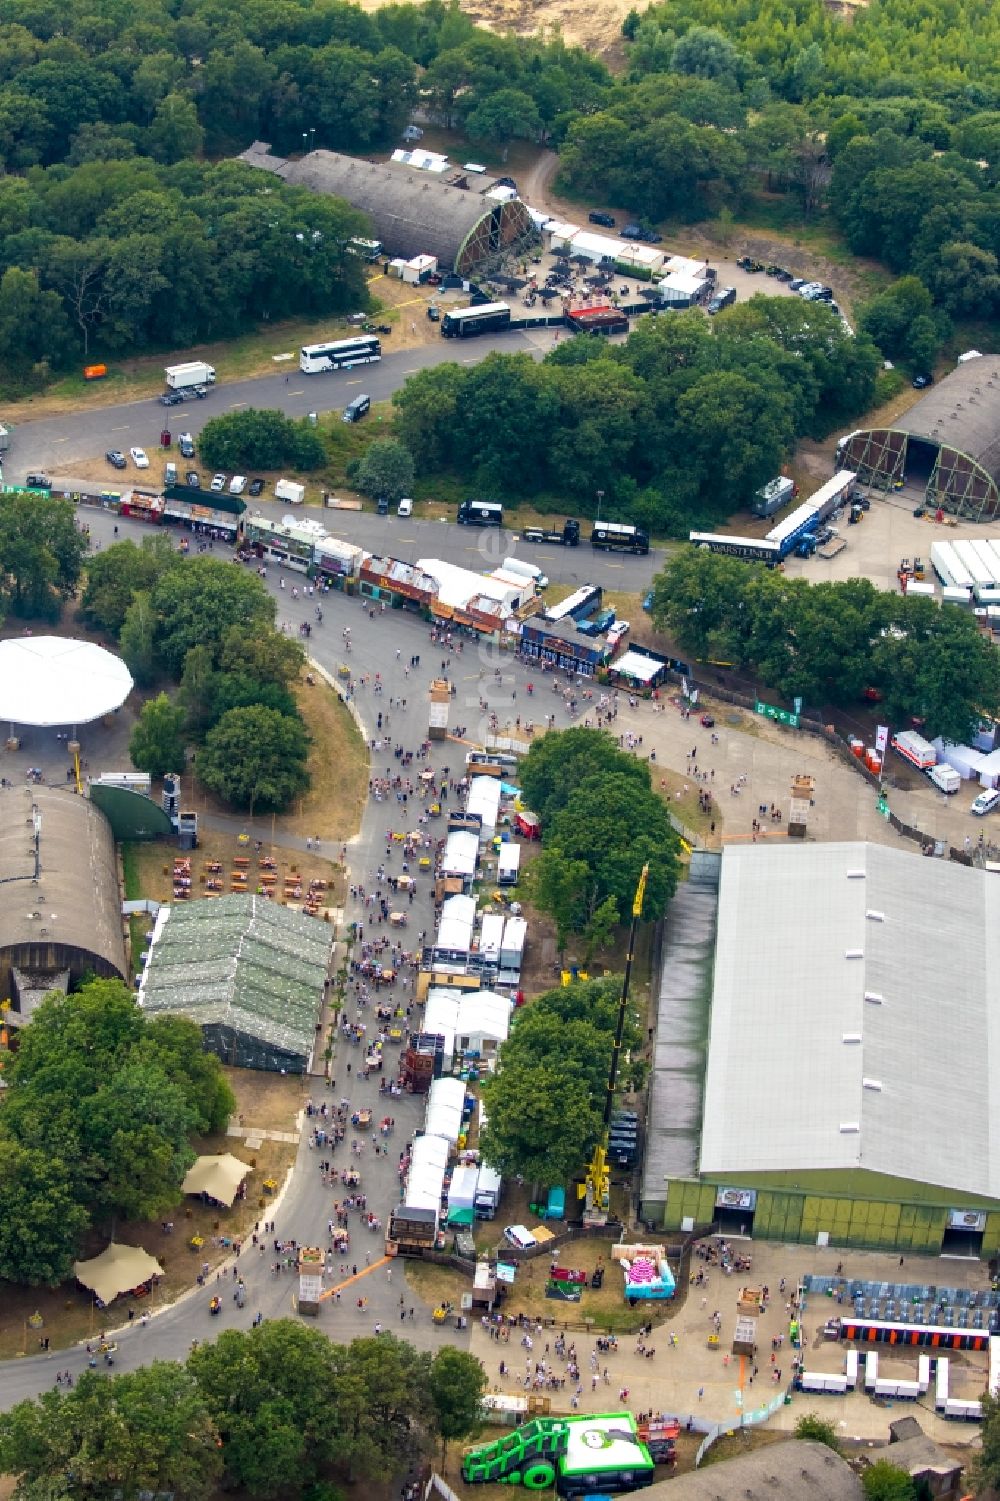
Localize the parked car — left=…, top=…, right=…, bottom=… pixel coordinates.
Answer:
left=913, top=373, right=933, bottom=389
left=210, top=472, right=226, bottom=492
left=397, top=497, right=413, bottom=517
left=607, top=620, right=630, bottom=647
left=773, top=267, right=794, bottom=282
left=105, top=449, right=127, bottom=469
left=972, top=789, right=1000, bottom=816
left=229, top=474, right=247, bottom=494
left=426, top=305, right=440, bottom=322
left=588, top=211, right=615, bottom=228
left=186, top=470, right=200, bottom=488
left=178, top=433, right=195, bottom=458
left=248, top=478, right=265, bottom=497
left=638, top=225, right=662, bottom=243
left=620, top=223, right=643, bottom=240
left=503, top=1225, right=538, bottom=1251
left=789, top=278, right=808, bottom=291
left=700, top=713, right=715, bottom=728
left=189, top=385, right=209, bottom=399
left=130, top=446, right=149, bottom=469
left=159, top=390, right=184, bottom=406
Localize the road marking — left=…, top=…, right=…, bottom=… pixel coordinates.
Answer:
left=289, top=389, right=305, bottom=396
left=606, top=562, right=623, bottom=569
left=403, top=367, right=420, bottom=374
left=346, top=379, right=362, bottom=385
left=112, top=425, right=130, bottom=432
left=229, top=402, right=246, bottom=409
left=461, top=358, right=476, bottom=364
left=52, top=436, right=70, bottom=443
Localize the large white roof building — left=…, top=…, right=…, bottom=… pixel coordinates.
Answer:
left=650, top=842, right=1000, bottom=1255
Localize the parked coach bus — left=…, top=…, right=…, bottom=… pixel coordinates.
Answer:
left=300, top=335, right=381, bottom=373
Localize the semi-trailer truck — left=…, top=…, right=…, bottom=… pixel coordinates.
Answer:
left=165, top=361, right=217, bottom=390
left=522, top=519, right=580, bottom=546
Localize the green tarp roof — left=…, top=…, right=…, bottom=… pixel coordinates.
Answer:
left=139, top=894, right=332, bottom=1061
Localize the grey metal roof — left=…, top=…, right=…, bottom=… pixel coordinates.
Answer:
left=641, top=1441, right=862, bottom=1501
left=895, top=355, right=1000, bottom=480
left=139, top=894, right=331, bottom=1061
left=237, top=143, right=503, bottom=269
left=700, top=842, right=1000, bottom=1198
left=0, top=785, right=126, bottom=981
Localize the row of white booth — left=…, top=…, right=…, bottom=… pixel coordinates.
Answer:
left=401, top=1075, right=504, bottom=1228
left=797, top=1340, right=999, bottom=1420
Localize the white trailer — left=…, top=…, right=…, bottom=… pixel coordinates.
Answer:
left=165, top=361, right=216, bottom=389
left=474, top=1164, right=503, bottom=1219
left=497, top=843, right=521, bottom=886
left=931, top=540, right=973, bottom=590
left=971, top=539, right=1000, bottom=586
left=954, top=540, right=994, bottom=591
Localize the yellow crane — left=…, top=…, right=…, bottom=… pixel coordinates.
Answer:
left=579, top=863, right=648, bottom=1224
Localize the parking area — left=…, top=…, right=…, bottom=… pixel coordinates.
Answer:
left=780, top=489, right=979, bottom=592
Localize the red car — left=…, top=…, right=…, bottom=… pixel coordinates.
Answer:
left=700, top=713, right=715, bottom=728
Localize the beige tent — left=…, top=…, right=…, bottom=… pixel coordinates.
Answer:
left=182, top=1153, right=250, bottom=1207
left=73, top=1244, right=164, bottom=1305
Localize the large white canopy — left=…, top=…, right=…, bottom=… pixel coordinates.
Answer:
left=0, top=637, right=133, bottom=727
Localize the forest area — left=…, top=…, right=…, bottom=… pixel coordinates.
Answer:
left=1, top=0, right=999, bottom=405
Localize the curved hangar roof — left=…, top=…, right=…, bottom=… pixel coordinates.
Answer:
left=238, top=142, right=533, bottom=274
left=0, top=637, right=133, bottom=727
left=839, top=356, right=1000, bottom=521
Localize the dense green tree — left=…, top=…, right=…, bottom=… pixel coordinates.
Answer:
left=197, top=705, right=310, bottom=812
left=0, top=492, right=87, bottom=618
left=519, top=726, right=650, bottom=827
left=129, top=693, right=187, bottom=778
left=150, top=557, right=275, bottom=675
left=479, top=1058, right=603, bottom=1186
left=82, top=1060, right=197, bottom=1221
left=137, top=1016, right=235, bottom=1135
left=198, top=409, right=326, bottom=473
left=859, top=276, right=947, bottom=370
left=861, top=1461, right=916, bottom=1501
left=649, top=548, right=1000, bottom=735
left=0, top=265, right=75, bottom=393
left=119, top=592, right=158, bottom=687
left=352, top=437, right=415, bottom=505
left=0, top=1140, right=89, bottom=1286
left=428, top=1348, right=487, bottom=1451
left=81, top=535, right=180, bottom=635
left=465, top=87, right=542, bottom=143
left=0, top=1365, right=222, bottom=1501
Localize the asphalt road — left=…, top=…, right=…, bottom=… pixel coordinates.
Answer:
left=5, top=329, right=662, bottom=591
left=4, top=332, right=543, bottom=477
left=0, top=507, right=595, bottom=1410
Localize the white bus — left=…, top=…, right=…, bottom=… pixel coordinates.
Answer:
left=299, top=335, right=381, bottom=374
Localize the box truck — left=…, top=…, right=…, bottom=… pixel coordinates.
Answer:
left=929, top=763, right=961, bottom=794
left=275, top=479, right=305, bottom=504
left=165, top=361, right=216, bottom=390
left=474, top=1165, right=503, bottom=1220
left=891, top=730, right=937, bottom=770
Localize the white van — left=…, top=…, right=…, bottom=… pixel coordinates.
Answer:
left=971, top=788, right=1000, bottom=816
left=398, top=497, right=413, bottom=517
left=497, top=556, right=548, bottom=590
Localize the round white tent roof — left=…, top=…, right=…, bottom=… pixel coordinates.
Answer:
left=0, top=637, right=133, bottom=727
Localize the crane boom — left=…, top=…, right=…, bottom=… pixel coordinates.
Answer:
left=580, top=863, right=648, bottom=1222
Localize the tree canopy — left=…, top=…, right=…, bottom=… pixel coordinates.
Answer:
left=198, top=409, right=326, bottom=473
left=518, top=729, right=680, bottom=947
left=0, top=493, right=88, bottom=619
left=393, top=305, right=878, bottom=533
left=650, top=547, right=1000, bottom=740
left=0, top=1324, right=488, bottom=1500
left=480, top=978, right=643, bottom=1186
left=0, top=980, right=234, bottom=1284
